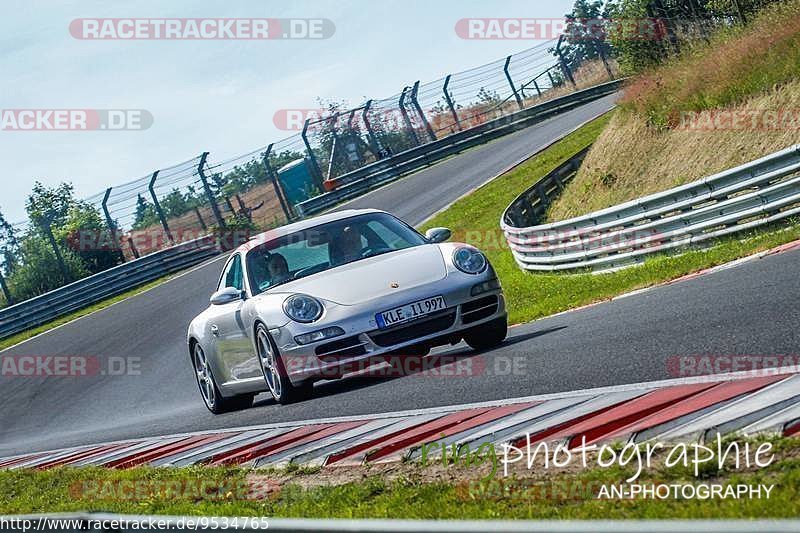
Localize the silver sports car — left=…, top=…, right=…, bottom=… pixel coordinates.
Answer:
left=187, top=208, right=507, bottom=413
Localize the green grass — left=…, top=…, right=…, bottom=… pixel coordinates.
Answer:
left=0, top=273, right=178, bottom=352
left=419, top=114, right=800, bottom=325
left=621, top=0, right=800, bottom=127
left=1, top=437, right=797, bottom=518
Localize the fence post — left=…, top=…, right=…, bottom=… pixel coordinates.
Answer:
left=732, top=0, right=747, bottom=24
left=555, top=36, right=577, bottom=87
left=594, top=40, right=614, bottom=80
left=442, top=75, right=462, bottom=131
left=0, top=269, right=12, bottom=305
left=532, top=79, right=542, bottom=97
left=127, top=236, right=140, bottom=259
left=361, top=100, right=383, bottom=158
left=263, top=143, right=295, bottom=222
left=398, top=87, right=420, bottom=146
left=193, top=207, right=207, bottom=230
left=547, top=69, right=557, bottom=88
left=504, top=56, right=524, bottom=110
left=301, top=119, right=326, bottom=191
left=197, top=152, right=226, bottom=229
left=148, top=171, right=175, bottom=245
left=101, top=187, right=125, bottom=263
left=42, top=215, right=70, bottom=283
left=410, top=81, right=437, bottom=142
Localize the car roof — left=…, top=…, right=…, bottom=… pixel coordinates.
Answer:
left=234, top=208, right=386, bottom=254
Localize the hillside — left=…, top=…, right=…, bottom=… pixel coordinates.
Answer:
left=546, top=0, right=800, bottom=221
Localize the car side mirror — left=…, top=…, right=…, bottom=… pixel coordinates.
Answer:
left=425, top=227, right=452, bottom=243
left=210, top=287, right=244, bottom=306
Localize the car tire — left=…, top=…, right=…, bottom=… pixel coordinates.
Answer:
left=463, top=316, right=508, bottom=351
left=256, top=323, right=314, bottom=405
left=192, top=342, right=255, bottom=414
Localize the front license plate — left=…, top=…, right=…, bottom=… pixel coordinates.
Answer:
left=376, top=295, right=447, bottom=329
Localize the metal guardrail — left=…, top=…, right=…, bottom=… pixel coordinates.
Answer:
left=296, top=80, right=624, bottom=217
left=502, top=144, right=800, bottom=272
left=0, top=237, right=221, bottom=340
left=1, top=515, right=798, bottom=533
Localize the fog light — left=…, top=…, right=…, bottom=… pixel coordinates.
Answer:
left=294, top=326, right=345, bottom=345
left=471, top=278, right=500, bottom=296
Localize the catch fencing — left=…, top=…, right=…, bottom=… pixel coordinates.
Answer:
left=502, top=145, right=800, bottom=272
left=0, top=37, right=620, bottom=312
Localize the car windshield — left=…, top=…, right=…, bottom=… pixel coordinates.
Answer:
left=246, top=212, right=428, bottom=295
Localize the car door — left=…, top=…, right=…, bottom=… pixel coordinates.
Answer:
left=208, top=254, right=261, bottom=383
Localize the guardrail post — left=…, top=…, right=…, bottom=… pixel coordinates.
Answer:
left=361, top=100, right=383, bottom=158
left=410, top=81, right=437, bottom=142
left=504, top=56, right=524, bottom=110
left=101, top=187, right=125, bottom=262
left=555, top=36, right=577, bottom=87
left=398, top=87, right=420, bottom=146
left=197, top=152, right=226, bottom=229
left=301, top=119, right=326, bottom=191
left=148, top=171, right=175, bottom=245
left=263, top=143, right=295, bottom=222
left=442, top=75, right=462, bottom=131
left=0, top=269, right=12, bottom=305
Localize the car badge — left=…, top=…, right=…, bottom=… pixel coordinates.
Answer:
left=390, top=282, right=400, bottom=288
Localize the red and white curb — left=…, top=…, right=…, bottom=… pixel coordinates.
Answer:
left=1, top=366, right=798, bottom=471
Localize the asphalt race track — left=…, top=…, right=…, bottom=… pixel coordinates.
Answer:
left=5, top=93, right=796, bottom=457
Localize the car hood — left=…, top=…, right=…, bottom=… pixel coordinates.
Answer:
left=268, top=245, right=447, bottom=305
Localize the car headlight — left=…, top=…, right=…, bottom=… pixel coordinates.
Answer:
left=452, top=247, right=487, bottom=274
left=283, top=294, right=324, bottom=323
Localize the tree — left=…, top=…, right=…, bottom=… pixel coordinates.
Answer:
left=160, top=188, right=191, bottom=219
left=6, top=235, right=88, bottom=300
left=132, top=195, right=159, bottom=230
left=558, top=0, right=615, bottom=67
left=0, top=209, right=19, bottom=275
left=25, top=181, right=75, bottom=231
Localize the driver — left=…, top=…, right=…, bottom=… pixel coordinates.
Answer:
left=266, top=253, right=290, bottom=285
left=334, top=226, right=363, bottom=265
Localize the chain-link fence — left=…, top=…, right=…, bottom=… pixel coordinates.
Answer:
left=0, top=38, right=621, bottom=310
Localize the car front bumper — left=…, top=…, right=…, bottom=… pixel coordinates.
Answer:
left=269, top=277, right=506, bottom=386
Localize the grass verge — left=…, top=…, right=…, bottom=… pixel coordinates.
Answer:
left=0, top=273, right=180, bottom=352
left=419, top=114, right=800, bottom=325
left=1, top=437, right=797, bottom=518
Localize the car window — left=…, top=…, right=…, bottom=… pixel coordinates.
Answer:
left=218, top=254, right=244, bottom=292
left=246, top=212, right=427, bottom=295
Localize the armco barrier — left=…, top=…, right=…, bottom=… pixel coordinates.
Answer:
left=297, top=79, right=624, bottom=217
left=502, top=144, right=800, bottom=272
left=0, top=237, right=222, bottom=340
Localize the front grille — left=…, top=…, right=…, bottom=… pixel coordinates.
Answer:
left=315, top=335, right=367, bottom=360
left=369, top=309, right=457, bottom=347
left=461, top=295, right=499, bottom=324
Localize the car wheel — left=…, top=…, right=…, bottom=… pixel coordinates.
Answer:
left=256, top=324, right=314, bottom=405
left=463, top=316, right=508, bottom=351
left=193, top=343, right=254, bottom=414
